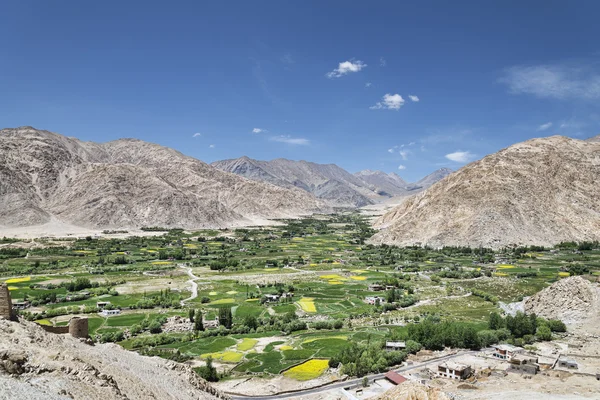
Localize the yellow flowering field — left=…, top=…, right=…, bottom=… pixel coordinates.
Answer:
left=558, top=272, right=570, bottom=277
left=209, top=291, right=218, bottom=295
left=494, top=272, right=509, bottom=277
left=237, top=338, right=258, bottom=351
left=210, top=298, right=234, bottom=305
left=497, top=264, right=516, bottom=269
left=5, top=276, right=31, bottom=284
left=226, top=290, right=238, bottom=295
left=302, top=335, right=347, bottom=344
left=350, top=276, right=366, bottom=281
left=351, top=269, right=368, bottom=274
left=201, top=351, right=243, bottom=363
left=151, top=261, right=171, bottom=265
left=298, top=298, right=316, bottom=312
left=279, top=345, right=293, bottom=351
left=283, top=359, right=329, bottom=381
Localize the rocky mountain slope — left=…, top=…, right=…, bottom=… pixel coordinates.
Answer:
left=211, top=157, right=379, bottom=207
left=413, top=167, right=453, bottom=189
left=354, top=170, right=411, bottom=196
left=371, top=136, right=600, bottom=248
left=586, top=134, right=600, bottom=143
left=0, top=127, right=326, bottom=230
left=0, top=319, right=225, bottom=400
left=524, top=276, right=600, bottom=324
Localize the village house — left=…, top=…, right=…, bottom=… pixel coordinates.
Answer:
left=384, top=371, right=407, bottom=385
left=557, top=358, right=578, bottom=369
left=368, top=284, right=385, bottom=292
left=101, top=309, right=121, bottom=316
left=508, top=353, right=540, bottom=374
left=12, top=301, right=30, bottom=310
left=96, top=301, right=111, bottom=309
left=492, top=344, right=524, bottom=361
left=385, top=341, right=406, bottom=351
left=365, top=296, right=386, bottom=305
left=264, top=294, right=280, bottom=302
left=281, top=292, right=294, bottom=299
left=203, top=316, right=220, bottom=329
left=437, top=361, right=472, bottom=380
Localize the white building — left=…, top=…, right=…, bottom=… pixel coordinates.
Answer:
left=101, top=309, right=121, bottom=316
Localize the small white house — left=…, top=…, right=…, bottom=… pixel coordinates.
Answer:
left=101, top=309, right=121, bottom=316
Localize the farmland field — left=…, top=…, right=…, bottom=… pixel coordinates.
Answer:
left=1, top=213, right=598, bottom=382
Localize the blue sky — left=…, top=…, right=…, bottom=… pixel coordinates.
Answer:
left=2, top=1, right=600, bottom=181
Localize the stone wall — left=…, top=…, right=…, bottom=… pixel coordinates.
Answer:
left=40, top=325, right=70, bottom=334
left=0, top=284, right=14, bottom=320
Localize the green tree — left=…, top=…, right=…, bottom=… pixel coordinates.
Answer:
left=188, top=308, right=195, bottom=323
left=488, top=312, right=503, bottom=330
left=536, top=325, right=552, bottom=341
left=194, top=309, right=204, bottom=331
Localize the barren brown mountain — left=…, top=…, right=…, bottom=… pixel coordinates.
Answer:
left=0, top=127, right=326, bottom=230
left=371, top=136, right=600, bottom=248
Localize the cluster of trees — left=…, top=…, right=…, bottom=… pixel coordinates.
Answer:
left=437, top=268, right=482, bottom=279
left=407, top=319, right=481, bottom=350
left=129, top=315, right=168, bottom=336
left=209, top=258, right=239, bottom=271
left=195, top=356, right=219, bottom=382
left=471, top=289, right=499, bottom=305
left=488, top=311, right=566, bottom=344
left=311, top=320, right=344, bottom=330
left=253, top=311, right=307, bottom=334
left=567, top=265, right=590, bottom=276
left=131, top=290, right=181, bottom=309
left=329, top=339, right=421, bottom=377
left=218, top=307, right=233, bottom=329
left=556, top=241, right=599, bottom=251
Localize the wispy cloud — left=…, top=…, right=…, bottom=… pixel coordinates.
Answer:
left=269, top=135, right=310, bottom=145
left=537, top=122, right=553, bottom=131
left=192, top=132, right=202, bottom=138
left=281, top=53, right=294, bottom=64
left=326, top=60, right=367, bottom=78
left=445, top=151, right=476, bottom=163
left=398, top=150, right=410, bottom=160
left=387, top=148, right=394, bottom=153
left=408, top=95, right=420, bottom=102
left=365, top=82, right=372, bottom=88
left=499, top=63, right=600, bottom=100
left=380, top=57, right=387, bottom=67
left=370, top=93, right=405, bottom=110
left=398, top=164, right=406, bottom=170
left=420, top=128, right=472, bottom=145
left=252, top=128, right=265, bottom=134
left=209, top=144, right=215, bottom=148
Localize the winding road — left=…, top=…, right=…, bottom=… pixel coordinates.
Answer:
left=228, top=350, right=478, bottom=400
left=179, top=264, right=199, bottom=305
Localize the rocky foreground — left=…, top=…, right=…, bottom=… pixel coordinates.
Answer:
left=0, top=319, right=225, bottom=400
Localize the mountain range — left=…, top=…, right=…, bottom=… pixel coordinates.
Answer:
left=0, top=127, right=326, bottom=230
left=211, top=157, right=451, bottom=208
left=371, top=135, right=600, bottom=248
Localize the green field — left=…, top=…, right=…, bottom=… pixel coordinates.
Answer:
left=1, top=214, right=598, bottom=381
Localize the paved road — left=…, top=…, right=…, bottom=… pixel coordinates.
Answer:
left=179, top=264, right=199, bottom=305
left=228, top=350, right=477, bottom=400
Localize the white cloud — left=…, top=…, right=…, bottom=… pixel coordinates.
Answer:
left=326, top=60, right=367, bottom=78
left=397, top=164, right=406, bottom=170
left=269, top=135, right=310, bottom=145
left=445, top=151, right=476, bottom=163
left=281, top=53, right=294, bottom=64
left=365, top=82, right=372, bottom=88
left=209, top=144, right=215, bottom=148
left=499, top=64, right=600, bottom=100
left=252, top=128, right=266, bottom=134
left=408, top=142, right=415, bottom=146
left=408, top=95, right=420, bottom=102
left=370, top=93, right=405, bottom=110
left=537, top=122, right=553, bottom=131
left=398, top=150, right=410, bottom=160
left=193, top=132, right=202, bottom=137
left=380, top=57, right=386, bottom=67
left=387, top=148, right=394, bottom=153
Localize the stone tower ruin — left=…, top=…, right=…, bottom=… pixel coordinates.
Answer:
left=68, top=316, right=89, bottom=339
left=0, top=283, right=14, bottom=320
